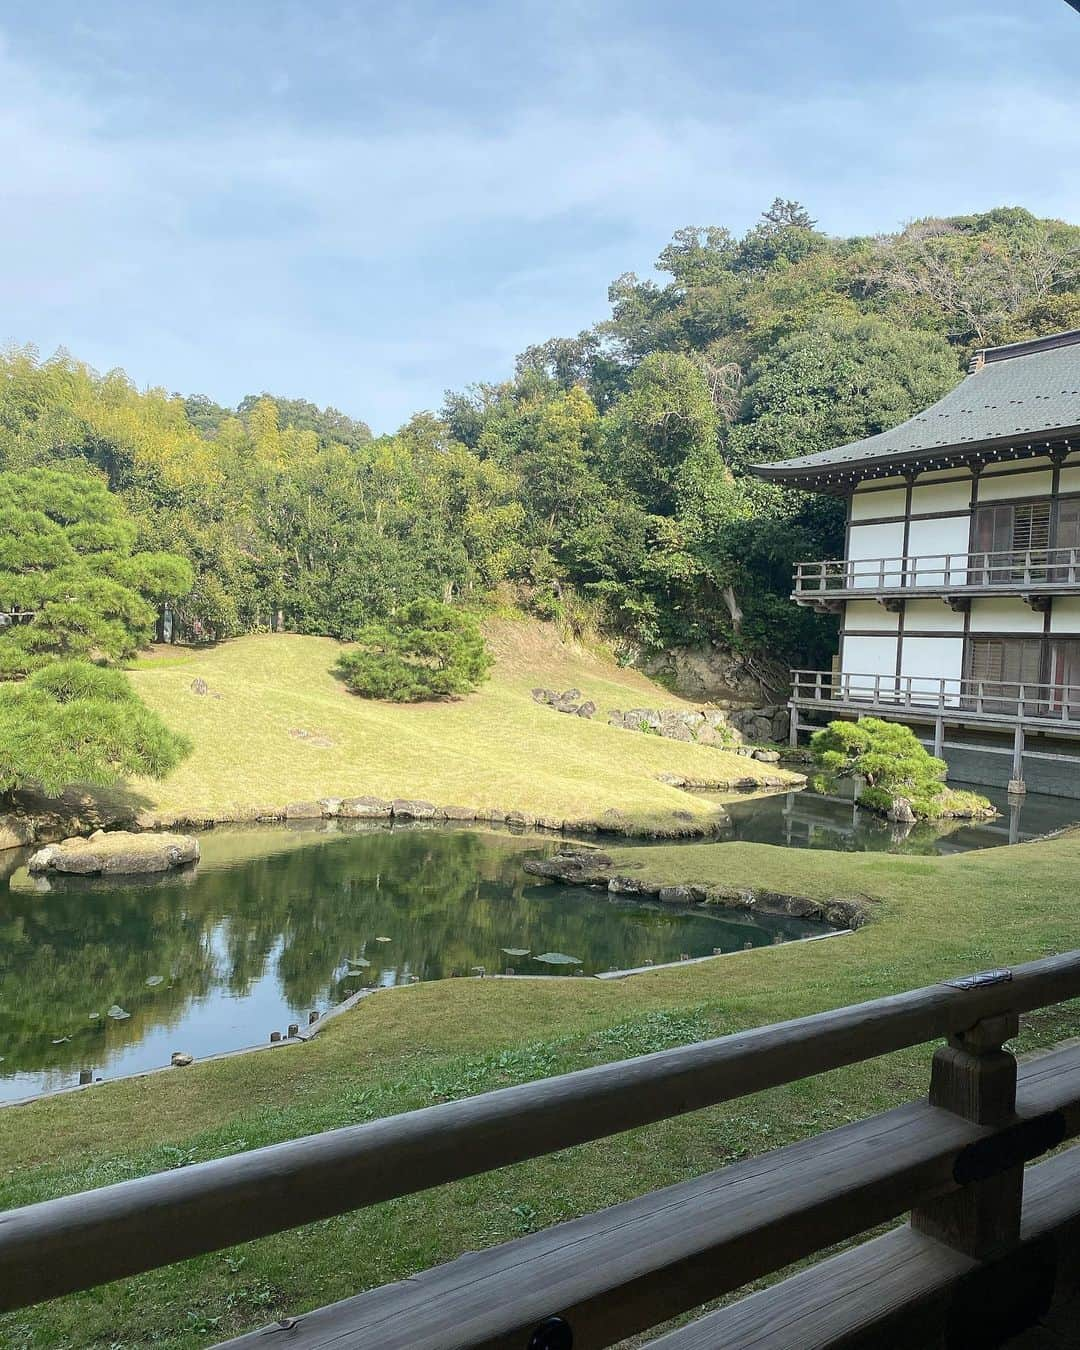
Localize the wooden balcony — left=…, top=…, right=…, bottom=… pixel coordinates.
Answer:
left=6, top=954, right=1080, bottom=1346
left=793, top=547, right=1080, bottom=612
left=790, top=670, right=1080, bottom=735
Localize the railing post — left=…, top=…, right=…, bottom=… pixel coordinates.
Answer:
left=814, top=672, right=822, bottom=702
left=911, top=1012, right=1022, bottom=1259
left=788, top=703, right=799, bottom=749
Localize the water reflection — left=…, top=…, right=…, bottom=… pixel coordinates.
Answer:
left=0, top=824, right=822, bottom=1101
left=717, top=779, right=1079, bottom=854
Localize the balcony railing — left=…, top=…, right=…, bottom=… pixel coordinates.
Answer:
left=793, top=547, right=1080, bottom=602
left=6, top=953, right=1080, bottom=1346
left=791, top=670, right=1080, bottom=729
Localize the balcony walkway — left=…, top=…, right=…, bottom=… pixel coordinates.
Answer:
left=792, top=548, right=1080, bottom=611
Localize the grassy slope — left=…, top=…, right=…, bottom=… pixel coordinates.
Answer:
left=4, top=829, right=1080, bottom=1347
left=122, top=621, right=792, bottom=832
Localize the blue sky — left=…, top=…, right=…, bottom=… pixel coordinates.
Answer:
left=1, top=2, right=1077, bottom=432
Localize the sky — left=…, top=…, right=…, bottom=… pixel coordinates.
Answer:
left=0, top=2, right=1078, bottom=433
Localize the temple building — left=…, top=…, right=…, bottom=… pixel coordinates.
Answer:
left=752, top=328, right=1080, bottom=797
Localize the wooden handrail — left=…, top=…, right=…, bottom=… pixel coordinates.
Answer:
left=4, top=953, right=1080, bottom=1320
left=791, top=545, right=1080, bottom=596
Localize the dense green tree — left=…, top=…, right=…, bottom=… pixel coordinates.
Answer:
left=335, top=599, right=493, bottom=702
left=0, top=660, right=190, bottom=803
left=0, top=467, right=193, bottom=676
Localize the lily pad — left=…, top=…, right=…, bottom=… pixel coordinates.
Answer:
left=375, top=936, right=392, bottom=943
left=145, top=975, right=165, bottom=987
left=88, top=1012, right=100, bottom=1020
left=347, top=957, right=371, bottom=968
left=107, top=1005, right=131, bottom=1020
left=501, top=948, right=531, bottom=957
left=52, top=1036, right=71, bottom=1045
left=533, top=952, right=582, bottom=965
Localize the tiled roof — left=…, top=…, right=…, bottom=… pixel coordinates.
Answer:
left=751, top=329, right=1080, bottom=485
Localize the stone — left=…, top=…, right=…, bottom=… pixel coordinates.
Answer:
left=190, top=677, right=209, bottom=696
left=575, top=700, right=597, bottom=718
left=625, top=708, right=662, bottom=730
left=887, top=797, right=916, bottom=823
left=694, top=724, right=727, bottom=748
left=28, top=830, right=199, bottom=876
left=531, top=688, right=557, bottom=705
left=435, top=805, right=477, bottom=821
left=660, top=722, right=694, bottom=743
left=0, top=814, right=35, bottom=852
left=658, top=885, right=694, bottom=903
left=640, top=645, right=778, bottom=703
left=285, top=801, right=323, bottom=820
left=319, top=798, right=343, bottom=817
left=752, top=749, right=781, bottom=763
left=734, top=777, right=759, bottom=790
left=391, top=799, right=437, bottom=819
left=656, top=772, right=687, bottom=787
left=339, top=796, right=392, bottom=818
left=504, top=811, right=536, bottom=829
left=171, top=1052, right=194, bottom=1068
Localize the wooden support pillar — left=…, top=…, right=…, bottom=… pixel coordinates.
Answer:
left=1010, top=723, right=1026, bottom=794
left=933, top=715, right=944, bottom=760
left=788, top=703, right=799, bottom=750
left=911, top=1012, right=1022, bottom=1259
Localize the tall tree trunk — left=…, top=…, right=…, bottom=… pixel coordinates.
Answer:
left=722, top=584, right=743, bottom=636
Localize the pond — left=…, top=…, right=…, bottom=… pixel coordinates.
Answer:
left=0, top=823, right=824, bottom=1103
left=710, top=777, right=1080, bottom=855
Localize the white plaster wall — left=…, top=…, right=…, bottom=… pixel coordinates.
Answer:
left=1050, top=598, right=1080, bottom=634
left=977, top=469, right=1053, bottom=501
left=900, top=636, right=964, bottom=705
left=968, top=597, right=1045, bottom=633
left=841, top=634, right=898, bottom=700
left=904, top=599, right=965, bottom=632
left=1059, top=467, right=1080, bottom=494
left=842, top=601, right=898, bottom=633
left=847, top=521, right=906, bottom=587
left=910, top=479, right=972, bottom=514
left=850, top=487, right=907, bottom=521
left=916, top=468, right=971, bottom=483
left=906, top=515, right=971, bottom=586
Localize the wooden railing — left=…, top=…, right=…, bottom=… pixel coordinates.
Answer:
left=6, top=954, right=1080, bottom=1346
left=793, top=546, right=1080, bottom=599
left=790, top=669, right=1080, bottom=728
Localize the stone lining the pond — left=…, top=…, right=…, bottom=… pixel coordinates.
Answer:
left=28, top=830, right=200, bottom=876
left=523, top=847, right=872, bottom=930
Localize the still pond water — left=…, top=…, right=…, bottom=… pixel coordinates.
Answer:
left=0, top=780, right=1075, bottom=1102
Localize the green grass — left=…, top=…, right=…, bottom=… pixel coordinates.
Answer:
left=4, top=828, right=1080, bottom=1347
left=120, top=620, right=795, bottom=833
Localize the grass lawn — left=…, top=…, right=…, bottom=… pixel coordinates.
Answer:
left=3, top=827, right=1080, bottom=1347
left=118, top=620, right=795, bottom=834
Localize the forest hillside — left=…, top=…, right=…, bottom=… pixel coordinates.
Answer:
left=4, top=202, right=1079, bottom=673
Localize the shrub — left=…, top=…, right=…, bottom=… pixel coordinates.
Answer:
left=810, top=717, right=992, bottom=820
left=335, top=600, right=493, bottom=702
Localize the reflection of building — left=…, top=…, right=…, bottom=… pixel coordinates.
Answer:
left=753, top=329, right=1080, bottom=796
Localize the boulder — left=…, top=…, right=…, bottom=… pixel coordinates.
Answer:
left=391, top=799, right=437, bottom=820
left=339, top=796, right=392, bottom=818
left=28, top=830, right=199, bottom=876
left=660, top=722, right=695, bottom=743
left=190, top=677, right=209, bottom=696
left=656, top=772, right=687, bottom=787
left=575, top=700, right=597, bottom=719
left=531, top=688, right=557, bottom=705
left=171, top=1052, right=194, bottom=1068
left=887, top=797, right=916, bottom=824
left=435, top=805, right=477, bottom=821
left=640, top=646, right=778, bottom=703
left=752, top=749, right=781, bottom=764
left=319, top=798, right=343, bottom=817
left=285, top=801, right=323, bottom=820
left=658, top=885, right=695, bottom=904
left=694, top=725, right=727, bottom=748
left=0, top=815, right=35, bottom=852
left=625, top=708, right=662, bottom=730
